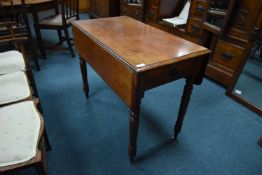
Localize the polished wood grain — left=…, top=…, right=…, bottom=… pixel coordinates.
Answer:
left=72, top=16, right=210, bottom=163
left=74, top=16, right=208, bottom=71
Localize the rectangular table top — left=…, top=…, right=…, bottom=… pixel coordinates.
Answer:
left=72, top=16, right=209, bottom=72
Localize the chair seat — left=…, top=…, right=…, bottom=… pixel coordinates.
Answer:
left=0, top=72, right=31, bottom=105
left=39, top=14, right=76, bottom=27
left=0, top=51, right=25, bottom=75
left=0, top=101, right=42, bottom=167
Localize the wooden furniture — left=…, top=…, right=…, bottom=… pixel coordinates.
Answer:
left=202, top=0, right=236, bottom=36
left=144, top=0, right=262, bottom=88
left=0, top=50, right=51, bottom=174
left=225, top=15, right=262, bottom=116
left=205, top=0, right=262, bottom=86
left=89, top=0, right=120, bottom=18
left=33, top=0, right=79, bottom=58
left=258, top=137, right=262, bottom=147
left=0, top=0, right=40, bottom=70
left=72, top=16, right=210, bottom=163
left=144, top=0, right=207, bottom=45
left=0, top=50, right=52, bottom=150
left=120, top=0, right=146, bottom=22
left=79, top=0, right=89, bottom=12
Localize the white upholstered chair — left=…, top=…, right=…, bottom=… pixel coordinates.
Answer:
left=0, top=50, right=25, bottom=75
left=0, top=50, right=52, bottom=150
left=162, top=0, right=191, bottom=27
left=0, top=101, right=47, bottom=174
left=0, top=50, right=41, bottom=109
left=0, top=71, right=31, bottom=106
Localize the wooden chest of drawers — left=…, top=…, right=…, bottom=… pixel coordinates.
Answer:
left=89, top=0, right=120, bottom=18
left=126, top=0, right=260, bottom=87
left=186, top=0, right=208, bottom=38
left=189, top=0, right=208, bottom=19
left=205, top=0, right=261, bottom=86
left=206, top=40, right=245, bottom=86
left=120, top=0, right=145, bottom=22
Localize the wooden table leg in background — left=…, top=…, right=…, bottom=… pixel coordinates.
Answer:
left=128, top=99, right=141, bottom=164
left=79, top=56, right=89, bottom=98
left=258, top=137, right=262, bottom=147
left=174, top=77, right=194, bottom=140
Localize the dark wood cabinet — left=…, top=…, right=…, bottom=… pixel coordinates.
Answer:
left=120, top=0, right=146, bottom=22
left=206, top=0, right=261, bottom=86
left=89, top=0, right=261, bottom=88
left=144, top=0, right=261, bottom=87
left=89, top=0, right=120, bottom=18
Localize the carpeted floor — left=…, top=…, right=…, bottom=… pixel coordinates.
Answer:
left=11, top=13, right=262, bottom=175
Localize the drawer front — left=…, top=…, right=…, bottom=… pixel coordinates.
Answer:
left=145, top=3, right=159, bottom=22
left=141, top=59, right=195, bottom=90
left=121, top=5, right=143, bottom=21
left=120, top=4, right=128, bottom=15
left=187, top=18, right=204, bottom=37
left=127, top=6, right=143, bottom=21
left=190, top=0, right=208, bottom=19
left=94, top=0, right=109, bottom=17
left=212, top=40, right=245, bottom=71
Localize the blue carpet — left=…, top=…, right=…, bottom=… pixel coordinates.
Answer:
left=14, top=14, right=262, bottom=175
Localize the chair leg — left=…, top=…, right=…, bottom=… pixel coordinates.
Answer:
left=251, top=46, right=258, bottom=58
left=57, top=29, right=63, bottom=45
left=36, top=137, right=48, bottom=175
left=21, top=44, right=40, bottom=71
left=26, top=69, right=40, bottom=98
left=34, top=24, right=46, bottom=59
left=44, top=129, right=52, bottom=151
left=258, top=136, right=262, bottom=147
left=64, top=28, right=75, bottom=57
left=33, top=57, right=40, bottom=71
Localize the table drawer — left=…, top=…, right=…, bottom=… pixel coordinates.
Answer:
left=141, top=60, right=194, bottom=90
left=190, top=0, right=208, bottom=19
left=186, top=18, right=204, bottom=37
left=212, top=40, right=244, bottom=71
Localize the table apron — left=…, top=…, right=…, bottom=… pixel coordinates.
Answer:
left=138, top=59, right=197, bottom=90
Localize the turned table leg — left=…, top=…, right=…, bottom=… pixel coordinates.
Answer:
left=128, top=101, right=141, bottom=164
left=174, top=78, right=194, bottom=140
left=258, top=136, right=262, bottom=147
left=79, top=56, right=89, bottom=98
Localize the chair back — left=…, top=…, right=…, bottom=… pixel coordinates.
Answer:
left=61, top=0, right=79, bottom=25
left=0, top=0, right=31, bottom=41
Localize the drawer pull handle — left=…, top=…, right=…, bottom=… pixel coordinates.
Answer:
left=221, top=52, right=233, bottom=61
left=195, top=5, right=205, bottom=12
left=250, top=27, right=259, bottom=41
left=191, top=24, right=200, bottom=32
left=169, top=68, right=178, bottom=76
